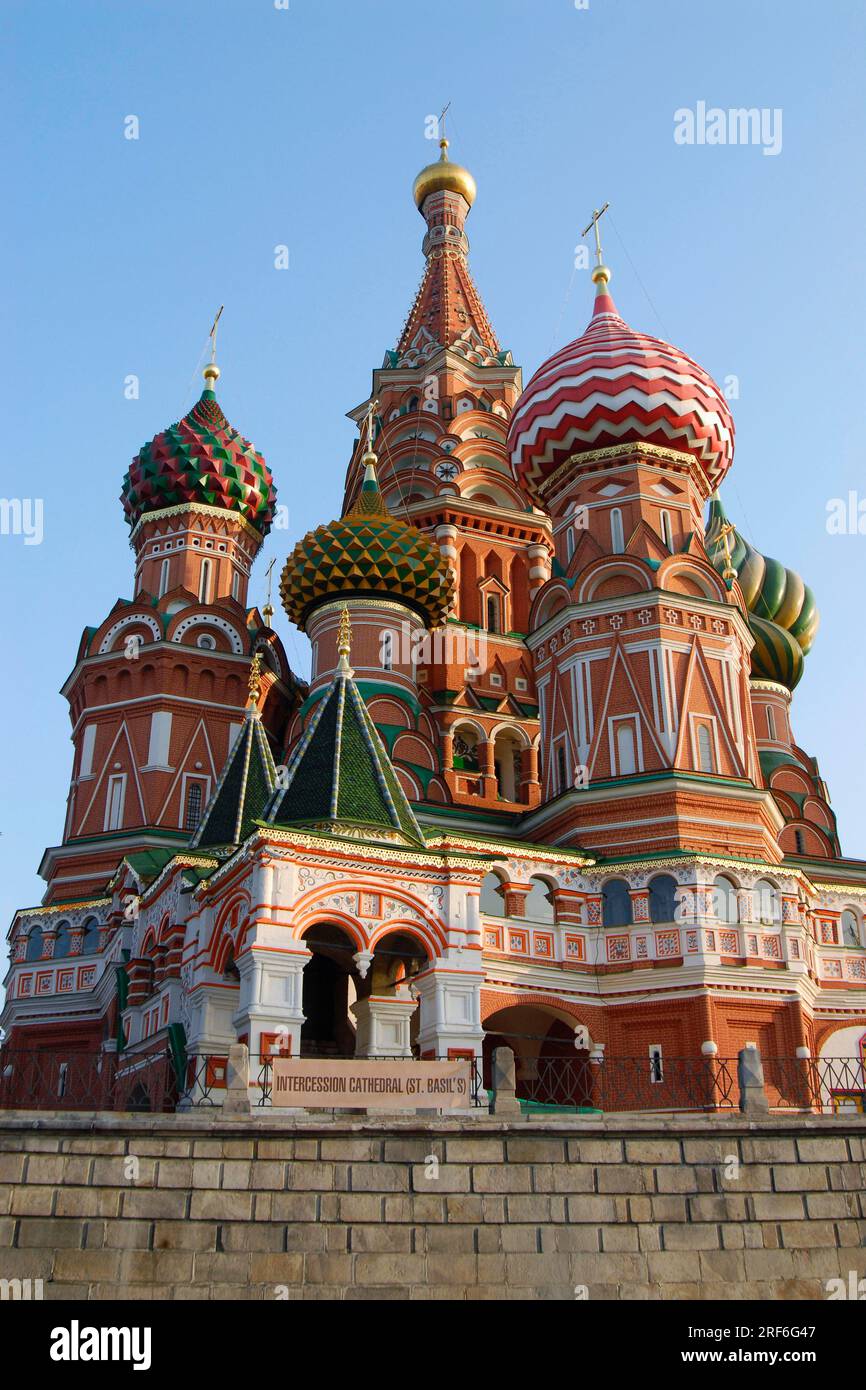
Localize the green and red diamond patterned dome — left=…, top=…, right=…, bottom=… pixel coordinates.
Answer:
left=121, top=388, right=276, bottom=535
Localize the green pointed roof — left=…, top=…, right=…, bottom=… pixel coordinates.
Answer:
left=264, top=657, right=424, bottom=846
left=190, top=711, right=277, bottom=849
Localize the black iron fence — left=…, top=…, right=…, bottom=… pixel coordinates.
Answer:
left=0, top=1047, right=176, bottom=1113
left=0, top=1045, right=862, bottom=1116
left=516, top=1054, right=739, bottom=1113
left=762, top=1055, right=866, bottom=1113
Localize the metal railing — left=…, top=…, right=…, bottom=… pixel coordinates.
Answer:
left=1, top=1045, right=862, bottom=1117
left=762, top=1055, right=866, bottom=1114
left=514, top=1054, right=739, bottom=1113
left=0, top=1047, right=176, bottom=1113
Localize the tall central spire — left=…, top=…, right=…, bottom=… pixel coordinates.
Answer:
left=396, top=139, right=499, bottom=363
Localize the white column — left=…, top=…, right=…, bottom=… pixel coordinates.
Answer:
left=233, top=945, right=311, bottom=1060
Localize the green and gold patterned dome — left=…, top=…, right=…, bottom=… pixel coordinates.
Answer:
left=706, top=495, right=819, bottom=690
left=280, top=456, right=455, bottom=631
left=121, top=365, right=276, bottom=535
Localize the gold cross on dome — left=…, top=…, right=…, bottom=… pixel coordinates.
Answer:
left=715, top=521, right=738, bottom=581
left=263, top=557, right=276, bottom=627
left=208, top=305, right=224, bottom=364
left=438, top=101, right=451, bottom=145
left=581, top=203, right=610, bottom=268
left=364, top=398, right=379, bottom=453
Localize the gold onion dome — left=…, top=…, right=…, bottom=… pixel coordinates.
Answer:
left=413, top=137, right=476, bottom=210
left=280, top=454, right=455, bottom=631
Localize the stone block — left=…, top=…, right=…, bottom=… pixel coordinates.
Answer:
left=471, top=1163, right=531, bottom=1194
left=410, top=1163, right=469, bottom=1193
left=749, top=1193, right=805, bottom=1221
left=566, top=1139, right=623, bottom=1164
left=189, top=1191, right=252, bottom=1222
left=248, top=1253, right=305, bottom=1286
left=153, top=1221, right=218, bottom=1252
left=18, top=1217, right=83, bottom=1249
left=772, top=1164, right=830, bottom=1192
left=624, top=1140, right=682, bottom=1164
left=795, top=1138, right=850, bottom=1163
left=661, top=1224, right=720, bottom=1250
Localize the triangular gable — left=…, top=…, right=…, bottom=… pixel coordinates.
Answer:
left=587, top=639, right=668, bottom=780
left=265, top=667, right=424, bottom=844
left=191, top=714, right=277, bottom=849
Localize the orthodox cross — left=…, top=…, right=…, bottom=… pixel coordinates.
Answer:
left=438, top=101, right=451, bottom=144
left=715, top=521, right=738, bottom=581
left=364, top=397, right=379, bottom=454
left=208, top=305, right=224, bottom=364
left=581, top=203, right=610, bottom=267
left=263, top=556, right=276, bottom=627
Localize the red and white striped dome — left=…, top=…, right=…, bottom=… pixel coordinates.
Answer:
left=508, top=275, right=735, bottom=505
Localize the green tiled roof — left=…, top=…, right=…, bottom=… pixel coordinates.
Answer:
left=191, top=713, right=277, bottom=849
left=265, top=665, right=424, bottom=845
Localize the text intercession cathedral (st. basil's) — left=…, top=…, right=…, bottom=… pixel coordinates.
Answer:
left=3, top=140, right=865, bottom=1109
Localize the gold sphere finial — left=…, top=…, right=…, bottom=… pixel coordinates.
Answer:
left=591, top=264, right=612, bottom=290
left=413, top=139, right=476, bottom=210
left=203, top=362, right=221, bottom=391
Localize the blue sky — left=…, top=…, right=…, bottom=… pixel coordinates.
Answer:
left=2, top=0, right=865, bottom=970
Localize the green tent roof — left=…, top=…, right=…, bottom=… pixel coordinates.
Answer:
left=265, top=665, right=423, bottom=845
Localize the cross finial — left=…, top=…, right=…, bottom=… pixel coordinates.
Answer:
left=362, top=398, right=379, bottom=460
left=263, top=557, right=276, bottom=628
left=715, top=521, right=738, bottom=582
left=581, top=204, right=610, bottom=269
left=203, top=304, right=224, bottom=391
left=438, top=101, right=451, bottom=156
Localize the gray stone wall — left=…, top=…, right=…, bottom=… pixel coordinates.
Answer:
left=0, top=1110, right=864, bottom=1300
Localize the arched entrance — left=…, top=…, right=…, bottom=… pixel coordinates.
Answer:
left=358, top=930, right=430, bottom=1057
left=482, top=1003, right=596, bottom=1110
left=299, top=924, right=364, bottom=1058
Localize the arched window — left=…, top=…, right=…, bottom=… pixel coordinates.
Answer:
left=766, top=706, right=776, bottom=740
left=615, top=723, right=637, bottom=776
left=81, top=918, right=100, bottom=954
left=841, top=909, right=861, bottom=948
left=713, top=875, right=739, bottom=924
left=602, top=879, right=633, bottom=928
left=452, top=727, right=480, bottom=772
left=610, top=508, right=624, bottom=554
left=660, top=510, right=673, bottom=549
left=486, top=595, right=501, bottom=633
left=53, top=923, right=72, bottom=960
left=380, top=630, right=394, bottom=671
left=697, top=724, right=714, bottom=773
left=158, top=557, right=171, bottom=598
left=184, top=782, right=203, bottom=831
left=199, top=558, right=212, bottom=604
left=480, top=873, right=506, bottom=916
left=753, top=878, right=781, bottom=925
left=525, top=877, right=555, bottom=924
left=649, top=874, right=678, bottom=925
left=25, top=926, right=44, bottom=962
left=566, top=528, right=576, bottom=561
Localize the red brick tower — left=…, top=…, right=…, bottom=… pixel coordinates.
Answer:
left=44, top=357, right=303, bottom=904
left=508, top=249, right=779, bottom=859
left=341, top=139, right=551, bottom=817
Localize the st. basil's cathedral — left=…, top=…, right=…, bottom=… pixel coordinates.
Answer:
left=3, top=139, right=865, bottom=1110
